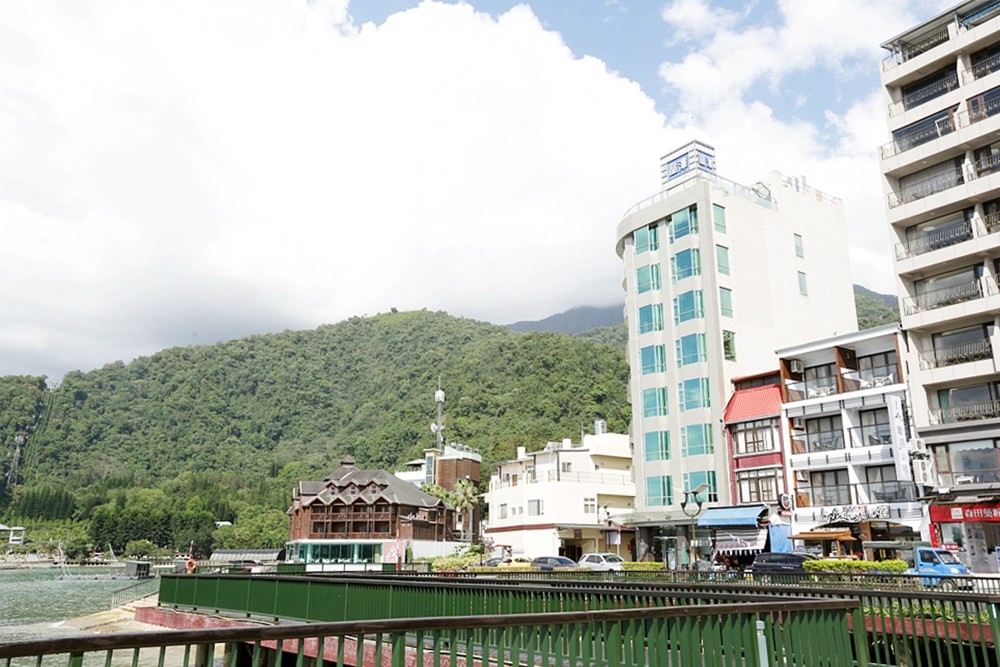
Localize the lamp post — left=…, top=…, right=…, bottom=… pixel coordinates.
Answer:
left=679, top=483, right=710, bottom=570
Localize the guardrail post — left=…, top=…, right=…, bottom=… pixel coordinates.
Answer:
left=755, top=620, right=770, bottom=667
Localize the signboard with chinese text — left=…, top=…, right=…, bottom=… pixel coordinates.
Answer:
left=929, top=504, right=1000, bottom=523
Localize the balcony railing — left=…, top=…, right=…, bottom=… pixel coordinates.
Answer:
left=930, top=398, right=1000, bottom=424
left=847, top=426, right=893, bottom=448
left=919, top=337, right=993, bottom=369
left=790, top=434, right=843, bottom=455
left=784, top=379, right=838, bottom=402
left=903, top=277, right=983, bottom=315
left=889, top=168, right=963, bottom=208
left=796, top=481, right=919, bottom=507
left=894, top=219, right=972, bottom=259
left=962, top=0, right=1000, bottom=29
left=939, top=469, right=1000, bottom=485
left=984, top=210, right=1000, bottom=234
left=901, top=71, right=960, bottom=112
left=967, top=51, right=1000, bottom=83
left=491, top=470, right=633, bottom=490
left=882, top=25, right=951, bottom=73
left=881, top=116, right=956, bottom=159
left=976, top=150, right=1000, bottom=178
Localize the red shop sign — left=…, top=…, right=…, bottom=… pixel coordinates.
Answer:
left=929, top=503, right=1000, bottom=523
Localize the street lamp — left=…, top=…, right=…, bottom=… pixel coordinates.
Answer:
left=679, top=483, right=710, bottom=570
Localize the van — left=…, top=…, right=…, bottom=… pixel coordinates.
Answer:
left=750, top=552, right=817, bottom=574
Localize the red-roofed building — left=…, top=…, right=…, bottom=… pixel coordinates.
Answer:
left=723, top=372, right=789, bottom=521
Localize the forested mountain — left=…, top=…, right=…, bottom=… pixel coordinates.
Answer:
left=0, top=311, right=629, bottom=522
left=506, top=305, right=622, bottom=334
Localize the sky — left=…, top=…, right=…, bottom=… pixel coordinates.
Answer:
left=1, top=0, right=956, bottom=380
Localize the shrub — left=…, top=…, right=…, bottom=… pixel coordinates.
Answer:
left=428, top=554, right=481, bottom=572
left=623, top=562, right=665, bottom=571
left=803, top=559, right=909, bottom=574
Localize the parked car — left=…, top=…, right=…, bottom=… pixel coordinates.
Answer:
left=498, top=556, right=531, bottom=567
left=531, top=556, right=577, bottom=571
left=750, top=552, right=817, bottom=574
left=578, top=553, right=625, bottom=571
left=483, top=557, right=506, bottom=567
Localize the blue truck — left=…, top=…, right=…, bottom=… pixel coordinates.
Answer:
left=908, top=546, right=971, bottom=588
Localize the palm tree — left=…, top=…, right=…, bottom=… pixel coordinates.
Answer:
left=450, top=479, right=478, bottom=542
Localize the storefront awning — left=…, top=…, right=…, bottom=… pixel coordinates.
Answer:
left=714, top=527, right=767, bottom=554
left=789, top=530, right=856, bottom=542
left=697, top=505, right=767, bottom=527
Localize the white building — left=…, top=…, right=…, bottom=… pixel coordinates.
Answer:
left=776, top=325, right=925, bottom=560
left=880, top=1, right=1000, bottom=572
left=616, top=141, right=858, bottom=564
left=483, top=422, right=635, bottom=561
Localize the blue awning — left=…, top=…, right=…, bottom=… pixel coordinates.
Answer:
left=697, top=505, right=767, bottom=527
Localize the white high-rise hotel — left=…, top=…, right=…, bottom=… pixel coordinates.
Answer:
left=880, top=1, right=1000, bottom=572
left=616, top=142, right=858, bottom=562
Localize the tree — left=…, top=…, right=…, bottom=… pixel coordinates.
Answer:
left=450, top=479, right=479, bottom=542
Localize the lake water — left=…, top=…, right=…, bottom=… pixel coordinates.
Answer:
left=0, top=567, right=134, bottom=642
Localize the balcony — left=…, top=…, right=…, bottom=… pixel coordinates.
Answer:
left=790, top=434, right=843, bottom=455
left=842, top=366, right=898, bottom=391
left=888, top=168, right=964, bottom=208
left=903, top=277, right=984, bottom=315
left=795, top=481, right=919, bottom=507
left=784, top=379, right=838, bottom=402
left=847, top=426, right=893, bottom=448
left=967, top=51, right=1000, bottom=83
left=895, top=219, right=973, bottom=259
left=882, top=25, right=951, bottom=74
left=963, top=0, right=1000, bottom=29
left=939, top=469, right=1000, bottom=485
left=881, top=115, right=956, bottom=159
left=985, top=210, right=1000, bottom=234
left=930, top=398, right=1000, bottom=424
left=919, top=338, right=993, bottom=369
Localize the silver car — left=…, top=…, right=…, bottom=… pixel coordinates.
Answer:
left=578, top=552, right=625, bottom=571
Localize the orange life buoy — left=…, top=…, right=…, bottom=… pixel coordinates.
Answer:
left=185, top=557, right=197, bottom=574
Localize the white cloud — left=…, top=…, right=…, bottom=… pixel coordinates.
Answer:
left=656, top=0, right=957, bottom=297
left=0, top=0, right=670, bottom=378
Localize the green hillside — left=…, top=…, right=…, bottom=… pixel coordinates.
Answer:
left=0, top=311, right=629, bottom=515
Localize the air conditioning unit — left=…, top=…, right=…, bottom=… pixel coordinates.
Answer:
left=912, top=458, right=936, bottom=487
left=789, top=359, right=805, bottom=373
left=909, top=438, right=928, bottom=457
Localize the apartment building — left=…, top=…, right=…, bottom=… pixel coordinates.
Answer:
left=881, top=1, right=1000, bottom=572
left=483, top=422, right=635, bottom=561
left=777, top=326, right=924, bottom=561
left=616, top=141, right=858, bottom=564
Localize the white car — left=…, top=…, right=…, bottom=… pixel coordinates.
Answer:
left=578, top=553, right=625, bottom=571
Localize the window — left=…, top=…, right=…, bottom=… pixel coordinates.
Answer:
left=682, top=424, right=714, bottom=456
left=669, top=205, right=698, bottom=243
left=805, top=415, right=844, bottom=453
left=737, top=468, right=781, bottom=503
left=640, top=344, right=667, bottom=374
left=499, top=504, right=508, bottom=519
left=794, top=233, right=804, bottom=258
left=675, top=333, right=707, bottom=366
left=642, top=387, right=669, bottom=417
left=636, top=264, right=662, bottom=293
left=716, top=246, right=730, bottom=275
left=713, top=204, right=726, bottom=232
left=583, top=497, right=596, bottom=513
left=719, top=287, right=733, bottom=317
left=670, top=249, right=701, bottom=282
left=678, top=378, right=711, bottom=411
left=527, top=499, right=544, bottom=516
left=561, top=461, right=572, bottom=473
left=931, top=323, right=994, bottom=367
left=673, top=290, right=704, bottom=324
left=858, top=351, right=898, bottom=385
left=646, top=475, right=673, bottom=506
left=723, top=330, right=736, bottom=361
left=644, top=431, right=670, bottom=461
left=933, top=439, right=1000, bottom=486
left=798, top=271, right=808, bottom=296
left=638, top=304, right=664, bottom=334
left=809, top=469, right=850, bottom=506
left=683, top=470, right=718, bottom=502
left=936, top=382, right=1000, bottom=422
left=733, top=419, right=776, bottom=454
left=634, top=223, right=660, bottom=254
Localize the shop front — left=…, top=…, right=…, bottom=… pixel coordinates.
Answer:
left=929, top=501, right=1000, bottom=573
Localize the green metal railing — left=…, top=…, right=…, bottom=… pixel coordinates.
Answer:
left=0, top=598, right=861, bottom=667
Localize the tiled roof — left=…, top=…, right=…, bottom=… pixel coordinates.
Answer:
left=723, top=385, right=781, bottom=423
